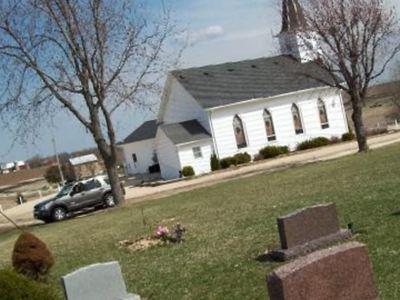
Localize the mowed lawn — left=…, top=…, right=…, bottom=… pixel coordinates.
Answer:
left=2, top=143, right=400, bottom=299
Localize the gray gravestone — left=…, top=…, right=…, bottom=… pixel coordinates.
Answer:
left=269, top=203, right=351, bottom=261
left=61, top=261, right=141, bottom=300
left=267, top=242, right=378, bottom=300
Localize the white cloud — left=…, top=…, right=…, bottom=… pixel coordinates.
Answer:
left=182, top=25, right=225, bottom=45
left=221, top=29, right=269, bottom=42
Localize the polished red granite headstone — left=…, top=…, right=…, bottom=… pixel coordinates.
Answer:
left=267, top=242, right=378, bottom=300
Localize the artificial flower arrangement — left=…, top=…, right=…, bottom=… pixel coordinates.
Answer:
left=154, top=223, right=186, bottom=243
left=118, top=223, right=186, bottom=252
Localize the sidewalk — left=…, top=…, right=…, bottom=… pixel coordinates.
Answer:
left=122, top=132, right=400, bottom=203
left=2, top=132, right=400, bottom=230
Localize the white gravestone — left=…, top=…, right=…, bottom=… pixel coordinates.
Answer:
left=62, top=261, right=140, bottom=300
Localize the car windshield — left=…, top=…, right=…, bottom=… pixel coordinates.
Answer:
left=56, top=184, right=74, bottom=198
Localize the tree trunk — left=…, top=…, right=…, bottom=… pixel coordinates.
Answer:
left=91, top=119, right=125, bottom=204
left=350, top=94, right=368, bottom=152
left=103, top=155, right=124, bottom=204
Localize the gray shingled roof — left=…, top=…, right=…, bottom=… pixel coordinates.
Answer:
left=171, top=55, right=335, bottom=109
left=161, top=120, right=211, bottom=145
left=122, top=119, right=158, bottom=144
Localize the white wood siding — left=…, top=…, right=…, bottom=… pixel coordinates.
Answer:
left=120, top=139, right=156, bottom=175
left=210, top=88, right=348, bottom=159
left=155, top=128, right=182, bottom=180
left=160, top=77, right=210, bottom=131
left=178, top=140, right=213, bottom=176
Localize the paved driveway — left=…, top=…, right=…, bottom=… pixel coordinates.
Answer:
left=2, top=132, right=400, bottom=230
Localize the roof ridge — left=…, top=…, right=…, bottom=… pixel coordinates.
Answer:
left=142, top=118, right=157, bottom=123
left=121, top=119, right=158, bottom=144
left=163, top=118, right=197, bottom=124
left=171, top=55, right=289, bottom=74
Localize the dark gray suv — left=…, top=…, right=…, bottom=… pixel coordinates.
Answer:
left=34, top=175, right=122, bottom=222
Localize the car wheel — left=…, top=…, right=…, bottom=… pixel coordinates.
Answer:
left=52, top=207, right=67, bottom=222
left=104, top=193, right=116, bottom=208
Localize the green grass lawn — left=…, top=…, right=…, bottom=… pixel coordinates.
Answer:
left=2, top=143, right=400, bottom=299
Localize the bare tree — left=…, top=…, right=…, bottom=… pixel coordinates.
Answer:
left=390, top=60, right=400, bottom=108
left=0, top=0, right=182, bottom=203
left=302, top=0, right=400, bottom=151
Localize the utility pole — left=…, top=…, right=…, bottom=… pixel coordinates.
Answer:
left=52, top=137, right=65, bottom=186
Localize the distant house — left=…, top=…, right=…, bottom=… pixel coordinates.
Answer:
left=15, top=161, right=27, bottom=170
left=119, top=120, right=159, bottom=176
left=0, top=162, right=14, bottom=174
left=69, top=154, right=104, bottom=179
left=120, top=0, right=349, bottom=180
left=0, top=161, right=27, bottom=174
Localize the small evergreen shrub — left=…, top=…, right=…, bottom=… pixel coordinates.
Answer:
left=12, top=232, right=55, bottom=281
left=342, top=132, right=355, bottom=141
left=330, top=136, right=341, bottom=144
left=233, top=152, right=251, bottom=164
left=44, top=166, right=62, bottom=184
left=219, top=152, right=253, bottom=169
left=220, top=157, right=238, bottom=169
left=210, top=154, right=221, bottom=171
left=259, top=146, right=289, bottom=159
left=181, top=166, right=195, bottom=177
left=44, top=165, right=74, bottom=183
left=0, top=268, right=58, bottom=300
left=296, top=137, right=331, bottom=151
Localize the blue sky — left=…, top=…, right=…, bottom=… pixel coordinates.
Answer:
left=1, top=0, right=399, bottom=162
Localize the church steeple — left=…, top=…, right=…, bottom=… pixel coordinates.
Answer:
left=280, top=0, right=307, bottom=34
left=277, top=0, right=317, bottom=63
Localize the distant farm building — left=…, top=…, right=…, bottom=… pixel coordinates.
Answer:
left=0, top=161, right=27, bottom=174
left=69, top=154, right=104, bottom=179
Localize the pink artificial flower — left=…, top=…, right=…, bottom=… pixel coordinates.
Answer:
left=155, top=225, right=169, bottom=237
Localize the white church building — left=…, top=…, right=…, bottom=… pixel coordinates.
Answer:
left=120, top=0, right=349, bottom=180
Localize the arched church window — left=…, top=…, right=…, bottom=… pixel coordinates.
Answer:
left=263, top=109, right=276, bottom=141
left=292, top=104, right=304, bottom=134
left=318, top=99, right=329, bottom=129
left=233, top=115, right=247, bottom=149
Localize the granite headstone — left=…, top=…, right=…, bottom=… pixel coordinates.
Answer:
left=61, top=261, right=140, bottom=300
left=267, top=242, right=378, bottom=300
left=269, top=203, right=351, bottom=260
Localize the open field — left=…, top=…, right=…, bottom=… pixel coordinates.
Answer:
left=1, top=143, right=400, bottom=299
left=0, top=166, right=49, bottom=187
left=345, top=93, right=400, bottom=132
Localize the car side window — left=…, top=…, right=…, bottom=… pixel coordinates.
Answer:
left=84, top=179, right=101, bottom=191
left=71, top=182, right=84, bottom=195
